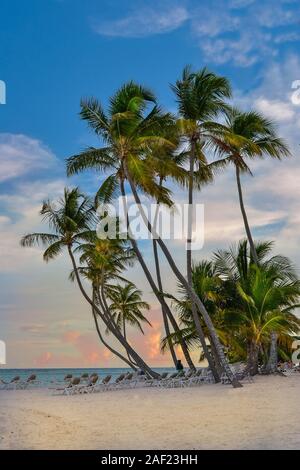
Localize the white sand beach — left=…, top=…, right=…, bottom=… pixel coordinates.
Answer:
left=0, top=375, right=300, bottom=450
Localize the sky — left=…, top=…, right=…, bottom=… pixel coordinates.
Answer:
left=1, top=0, right=300, bottom=368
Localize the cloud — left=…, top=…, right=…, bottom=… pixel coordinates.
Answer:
left=254, top=98, right=295, bottom=121
left=0, top=178, right=65, bottom=272
left=229, top=54, right=300, bottom=265
left=94, top=5, right=189, bottom=38
left=0, top=133, right=57, bottom=183
left=191, top=0, right=300, bottom=67
left=91, top=1, right=300, bottom=67
left=34, top=330, right=112, bottom=367
left=0, top=132, right=67, bottom=273
left=20, top=324, right=47, bottom=334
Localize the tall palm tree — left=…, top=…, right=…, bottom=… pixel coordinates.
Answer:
left=209, top=108, right=290, bottom=264
left=171, top=66, right=231, bottom=375
left=20, top=188, right=159, bottom=378
left=66, top=83, right=241, bottom=386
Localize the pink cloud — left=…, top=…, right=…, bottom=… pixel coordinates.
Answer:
left=34, top=330, right=112, bottom=367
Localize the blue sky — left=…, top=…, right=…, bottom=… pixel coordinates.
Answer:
left=1, top=0, right=300, bottom=368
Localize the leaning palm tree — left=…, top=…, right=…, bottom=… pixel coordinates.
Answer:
left=209, top=108, right=290, bottom=264
left=20, top=188, right=159, bottom=378
left=66, top=83, right=241, bottom=386
left=107, top=283, right=151, bottom=363
left=70, top=229, right=142, bottom=370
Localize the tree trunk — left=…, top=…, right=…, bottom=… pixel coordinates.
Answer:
left=67, top=245, right=160, bottom=379
left=153, top=239, right=178, bottom=367
left=122, top=316, right=136, bottom=365
left=120, top=179, right=196, bottom=371
left=91, top=290, right=137, bottom=369
left=247, top=341, right=259, bottom=376
left=235, top=165, right=259, bottom=265
left=124, top=167, right=242, bottom=387
left=209, top=336, right=225, bottom=378
left=186, top=140, right=222, bottom=381
left=265, top=332, right=278, bottom=374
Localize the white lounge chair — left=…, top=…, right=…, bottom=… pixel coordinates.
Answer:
left=52, top=377, right=82, bottom=395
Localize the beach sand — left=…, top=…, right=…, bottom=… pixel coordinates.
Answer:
left=0, top=375, right=300, bottom=450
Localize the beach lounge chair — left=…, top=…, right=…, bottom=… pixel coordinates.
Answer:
left=52, top=377, right=82, bottom=395
left=153, top=372, right=169, bottom=388
left=0, top=376, right=21, bottom=390
left=107, top=373, right=126, bottom=391
left=121, top=372, right=142, bottom=389
left=158, top=371, right=180, bottom=388
left=78, top=374, right=99, bottom=393
left=64, top=374, right=73, bottom=381
left=170, top=370, right=186, bottom=388
left=178, top=369, right=198, bottom=387
left=93, top=374, right=112, bottom=393
left=19, top=374, right=38, bottom=389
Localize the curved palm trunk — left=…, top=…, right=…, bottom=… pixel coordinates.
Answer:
left=208, top=335, right=226, bottom=378
left=153, top=239, right=178, bottom=367
left=235, top=165, right=259, bottom=265
left=152, top=195, right=178, bottom=367
left=120, top=180, right=196, bottom=370
left=124, top=168, right=242, bottom=387
left=187, top=142, right=221, bottom=380
left=91, top=290, right=137, bottom=370
left=67, top=245, right=160, bottom=379
left=122, top=316, right=138, bottom=365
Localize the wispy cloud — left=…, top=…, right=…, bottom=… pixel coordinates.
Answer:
left=0, top=134, right=57, bottom=183
left=93, top=5, right=189, bottom=38
left=92, top=0, right=300, bottom=67
left=191, top=0, right=300, bottom=67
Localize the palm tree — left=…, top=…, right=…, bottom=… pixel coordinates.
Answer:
left=66, top=83, right=241, bottom=386
left=214, top=240, right=300, bottom=374
left=70, top=231, right=141, bottom=369
left=209, top=108, right=290, bottom=264
left=171, top=66, right=231, bottom=376
left=20, top=188, right=159, bottom=378
left=231, top=265, right=300, bottom=375
left=107, top=283, right=151, bottom=363
left=20, top=187, right=96, bottom=259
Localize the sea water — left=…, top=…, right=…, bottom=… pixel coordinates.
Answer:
left=0, top=367, right=175, bottom=388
